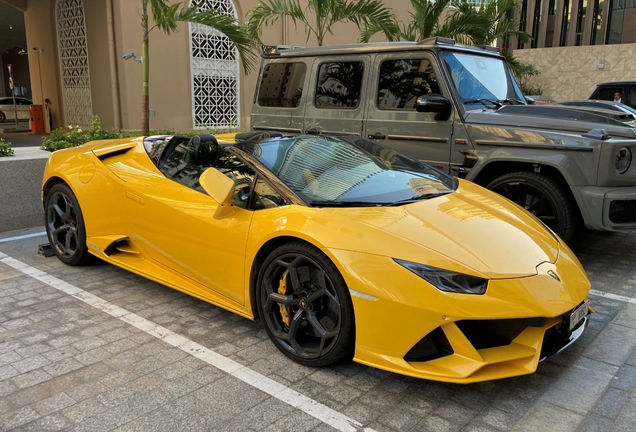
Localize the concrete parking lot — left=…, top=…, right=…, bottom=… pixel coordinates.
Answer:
left=1, top=227, right=635, bottom=432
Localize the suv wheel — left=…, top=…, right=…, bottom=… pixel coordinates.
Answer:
left=486, top=172, right=576, bottom=242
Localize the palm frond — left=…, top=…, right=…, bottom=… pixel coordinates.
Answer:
left=245, top=0, right=308, bottom=45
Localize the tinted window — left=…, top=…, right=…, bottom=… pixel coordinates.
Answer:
left=594, top=87, right=621, bottom=101
left=251, top=177, right=285, bottom=210
left=0, top=98, right=12, bottom=104
left=243, top=136, right=455, bottom=205
left=257, top=62, right=306, bottom=107
left=377, top=59, right=440, bottom=110
left=315, top=62, right=363, bottom=109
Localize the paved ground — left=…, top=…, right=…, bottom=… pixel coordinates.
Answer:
left=0, top=226, right=635, bottom=432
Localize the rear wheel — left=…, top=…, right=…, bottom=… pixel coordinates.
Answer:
left=0, top=111, right=5, bottom=122
left=486, top=172, right=576, bottom=242
left=257, top=241, right=355, bottom=367
left=44, top=183, right=92, bottom=266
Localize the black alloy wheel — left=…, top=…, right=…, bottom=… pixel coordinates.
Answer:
left=486, top=171, right=576, bottom=242
left=257, top=241, right=354, bottom=367
left=44, top=183, right=92, bottom=266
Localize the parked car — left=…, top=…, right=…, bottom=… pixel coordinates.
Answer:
left=589, top=81, right=636, bottom=109
left=42, top=132, right=592, bottom=383
left=251, top=38, right=636, bottom=242
left=0, top=97, right=32, bottom=122
left=559, top=100, right=636, bottom=121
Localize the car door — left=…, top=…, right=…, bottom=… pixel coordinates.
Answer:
left=302, top=55, right=369, bottom=136
left=363, top=53, right=455, bottom=172
left=123, top=147, right=255, bottom=306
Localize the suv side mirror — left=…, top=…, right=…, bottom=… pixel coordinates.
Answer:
left=525, top=96, right=536, bottom=105
left=199, top=167, right=235, bottom=219
left=414, top=95, right=452, bottom=121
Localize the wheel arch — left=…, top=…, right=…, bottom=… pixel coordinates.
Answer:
left=471, top=160, right=571, bottom=189
left=249, top=235, right=313, bottom=320
left=470, top=160, right=585, bottom=228
left=42, top=176, right=69, bottom=210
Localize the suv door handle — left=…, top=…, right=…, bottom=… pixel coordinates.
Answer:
left=306, top=127, right=322, bottom=135
left=368, top=132, right=386, bottom=140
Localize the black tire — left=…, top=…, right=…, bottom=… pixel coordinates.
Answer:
left=0, top=111, right=5, bottom=122
left=486, top=171, right=576, bottom=242
left=44, top=183, right=92, bottom=266
left=256, top=241, right=355, bottom=367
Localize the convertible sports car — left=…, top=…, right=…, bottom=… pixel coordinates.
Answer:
left=41, top=132, right=592, bottom=383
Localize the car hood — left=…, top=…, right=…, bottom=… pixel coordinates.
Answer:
left=324, top=180, right=559, bottom=279
left=466, top=105, right=636, bottom=139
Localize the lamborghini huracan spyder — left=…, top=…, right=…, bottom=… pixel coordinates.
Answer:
left=42, top=132, right=592, bottom=383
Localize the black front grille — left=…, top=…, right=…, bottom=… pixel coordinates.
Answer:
left=404, top=327, right=454, bottom=362
left=456, top=319, right=533, bottom=350
left=609, top=200, right=636, bottom=224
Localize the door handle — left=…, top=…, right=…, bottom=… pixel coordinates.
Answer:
left=306, top=127, right=322, bottom=135
left=368, top=132, right=386, bottom=140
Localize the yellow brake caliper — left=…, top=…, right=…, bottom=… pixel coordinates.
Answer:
left=278, top=270, right=292, bottom=328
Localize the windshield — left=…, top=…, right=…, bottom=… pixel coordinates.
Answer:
left=442, top=51, right=525, bottom=107
left=240, top=136, right=456, bottom=205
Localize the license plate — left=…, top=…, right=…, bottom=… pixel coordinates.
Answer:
left=569, top=301, right=588, bottom=331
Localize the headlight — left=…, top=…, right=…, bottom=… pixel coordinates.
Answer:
left=615, top=147, right=632, bottom=174
left=394, top=259, right=488, bottom=295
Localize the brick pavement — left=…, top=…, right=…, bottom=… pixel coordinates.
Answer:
left=0, top=227, right=635, bottom=431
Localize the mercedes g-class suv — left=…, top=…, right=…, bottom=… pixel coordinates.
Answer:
left=251, top=38, right=636, bottom=242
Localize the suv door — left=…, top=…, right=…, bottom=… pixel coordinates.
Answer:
left=252, top=60, right=309, bottom=134
left=364, top=53, right=454, bottom=172
left=303, top=56, right=369, bottom=136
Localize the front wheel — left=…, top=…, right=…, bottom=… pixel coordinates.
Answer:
left=44, top=183, right=92, bottom=266
left=0, top=111, right=5, bottom=122
left=257, top=241, right=355, bottom=367
left=486, top=172, right=576, bottom=242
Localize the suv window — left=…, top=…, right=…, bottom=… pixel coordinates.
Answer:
left=257, top=62, right=306, bottom=107
left=315, top=61, right=364, bottom=109
left=377, top=59, right=440, bottom=110
left=594, top=87, right=622, bottom=102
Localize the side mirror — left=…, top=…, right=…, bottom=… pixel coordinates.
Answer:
left=525, top=96, right=536, bottom=105
left=414, top=95, right=452, bottom=121
left=199, top=167, right=235, bottom=218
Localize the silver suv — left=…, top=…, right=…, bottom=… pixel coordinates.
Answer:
left=251, top=38, right=636, bottom=242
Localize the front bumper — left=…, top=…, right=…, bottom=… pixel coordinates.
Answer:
left=573, top=186, right=636, bottom=231
left=328, top=244, right=591, bottom=383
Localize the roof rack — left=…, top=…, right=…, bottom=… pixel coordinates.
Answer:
left=261, top=45, right=304, bottom=56
left=417, top=37, right=456, bottom=46
left=476, top=45, right=500, bottom=53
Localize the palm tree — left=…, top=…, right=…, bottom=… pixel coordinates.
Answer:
left=360, top=0, right=529, bottom=46
left=139, top=0, right=255, bottom=135
left=245, top=0, right=397, bottom=47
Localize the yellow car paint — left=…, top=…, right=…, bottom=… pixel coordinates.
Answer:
left=42, top=135, right=592, bottom=383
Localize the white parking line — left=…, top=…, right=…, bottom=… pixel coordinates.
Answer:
left=0, top=231, right=46, bottom=243
left=589, top=289, right=636, bottom=305
left=0, top=251, right=374, bottom=432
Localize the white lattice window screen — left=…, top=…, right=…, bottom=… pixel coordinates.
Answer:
left=56, top=0, right=93, bottom=128
left=189, top=0, right=240, bottom=129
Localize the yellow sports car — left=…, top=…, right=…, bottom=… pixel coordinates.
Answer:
left=41, top=132, right=592, bottom=383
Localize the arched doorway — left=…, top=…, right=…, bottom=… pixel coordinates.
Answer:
left=56, top=0, right=93, bottom=128
left=189, top=0, right=240, bottom=130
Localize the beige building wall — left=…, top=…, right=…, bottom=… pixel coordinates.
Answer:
left=16, top=0, right=468, bottom=132
left=515, top=43, right=636, bottom=101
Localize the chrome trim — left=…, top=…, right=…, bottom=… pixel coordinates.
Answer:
left=387, top=134, right=448, bottom=143
left=253, top=126, right=301, bottom=133
left=475, top=140, right=594, bottom=152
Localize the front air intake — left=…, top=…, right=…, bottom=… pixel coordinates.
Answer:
left=404, top=327, right=453, bottom=362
